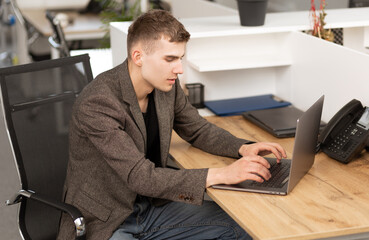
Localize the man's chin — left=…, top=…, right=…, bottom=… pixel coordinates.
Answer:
left=158, top=85, right=174, bottom=92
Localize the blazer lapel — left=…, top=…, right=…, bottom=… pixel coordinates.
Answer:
left=118, top=61, right=147, bottom=151
left=154, top=90, right=171, bottom=167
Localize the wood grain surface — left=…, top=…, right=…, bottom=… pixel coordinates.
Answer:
left=170, top=115, right=369, bottom=240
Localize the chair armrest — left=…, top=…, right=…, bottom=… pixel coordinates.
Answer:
left=6, top=189, right=86, bottom=240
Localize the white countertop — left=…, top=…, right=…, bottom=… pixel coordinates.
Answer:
left=181, top=7, right=369, bottom=38
left=111, top=7, right=369, bottom=38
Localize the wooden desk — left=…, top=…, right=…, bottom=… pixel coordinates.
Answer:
left=22, top=9, right=106, bottom=41
left=170, top=115, right=369, bottom=240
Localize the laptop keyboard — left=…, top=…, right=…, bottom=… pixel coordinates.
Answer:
left=250, top=161, right=290, bottom=188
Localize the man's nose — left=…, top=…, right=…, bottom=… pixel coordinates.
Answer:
left=173, top=61, right=183, bottom=74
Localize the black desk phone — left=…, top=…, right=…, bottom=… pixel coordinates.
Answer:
left=318, top=99, right=369, bottom=163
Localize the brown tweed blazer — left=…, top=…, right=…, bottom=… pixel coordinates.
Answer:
left=57, top=60, right=248, bottom=240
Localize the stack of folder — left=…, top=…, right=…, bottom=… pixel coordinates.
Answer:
left=242, top=106, right=304, bottom=138
left=204, top=94, right=291, bottom=116
left=204, top=94, right=325, bottom=138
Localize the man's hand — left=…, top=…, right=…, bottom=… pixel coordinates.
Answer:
left=239, top=142, right=287, bottom=161
left=206, top=142, right=287, bottom=187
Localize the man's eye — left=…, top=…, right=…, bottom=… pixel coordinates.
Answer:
left=166, top=58, right=175, bottom=62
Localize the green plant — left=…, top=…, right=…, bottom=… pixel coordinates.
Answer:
left=97, top=0, right=141, bottom=48
left=310, top=0, right=334, bottom=41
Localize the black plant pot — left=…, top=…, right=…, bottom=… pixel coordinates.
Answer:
left=237, top=0, right=268, bottom=26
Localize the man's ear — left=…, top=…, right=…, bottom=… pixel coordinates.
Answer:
left=131, top=49, right=143, bottom=67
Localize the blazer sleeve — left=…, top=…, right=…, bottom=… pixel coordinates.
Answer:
left=173, top=80, right=253, bottom=158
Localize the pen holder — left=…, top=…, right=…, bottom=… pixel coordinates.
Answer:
left=185, top=83, right=205, bottom=108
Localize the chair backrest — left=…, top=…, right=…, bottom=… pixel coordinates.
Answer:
left=0, top=54, right=93, bottom=240
left=349, top=0, right=369, bottom=7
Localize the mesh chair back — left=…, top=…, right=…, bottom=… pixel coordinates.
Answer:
left=0, top=54, right=92, bottom=240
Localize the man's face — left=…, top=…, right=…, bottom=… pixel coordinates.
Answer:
left=140, top=37, right=186, bottom=92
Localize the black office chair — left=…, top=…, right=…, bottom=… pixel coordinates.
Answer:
left=349, top=0, right=369, bottom=7
left=3, top=54, right=93, bottom=240
left=45, top=11, right=70, bottom=58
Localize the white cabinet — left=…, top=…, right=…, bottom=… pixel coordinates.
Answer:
left=186, top=34, right=292, bottom=72
left=182, top=31, right=293, bottom=102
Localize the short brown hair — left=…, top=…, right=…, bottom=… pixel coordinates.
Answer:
left=127, top=9, right=190, bottom=58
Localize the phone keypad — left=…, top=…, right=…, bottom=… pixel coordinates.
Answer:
left=326, top=124, right=364, bottom=161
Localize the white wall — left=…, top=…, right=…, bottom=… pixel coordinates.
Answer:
left=344, top=27, right=369, bottom=55
left=287, top=31, right=369, bottom=122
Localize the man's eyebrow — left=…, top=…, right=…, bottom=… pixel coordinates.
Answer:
left=165, top=54, right=185, bottom=59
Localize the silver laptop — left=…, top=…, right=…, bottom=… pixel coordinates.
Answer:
left=212, top=95, right=324, bottom=195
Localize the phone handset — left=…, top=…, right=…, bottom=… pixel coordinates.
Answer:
left=318, top=99, right=369, bottom=163
left=318, top=99, right=363, bottom=145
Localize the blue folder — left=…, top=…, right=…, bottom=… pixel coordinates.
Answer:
left=204, top=94, right=291, bottom=116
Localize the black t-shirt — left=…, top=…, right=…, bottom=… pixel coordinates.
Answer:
left=142, top=93, right=161, bottom=167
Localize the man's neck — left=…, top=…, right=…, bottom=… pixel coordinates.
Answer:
left=128, top=60, right=153, bottom=112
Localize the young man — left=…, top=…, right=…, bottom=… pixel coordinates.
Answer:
left=57, top=10, right=286, bottom=240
